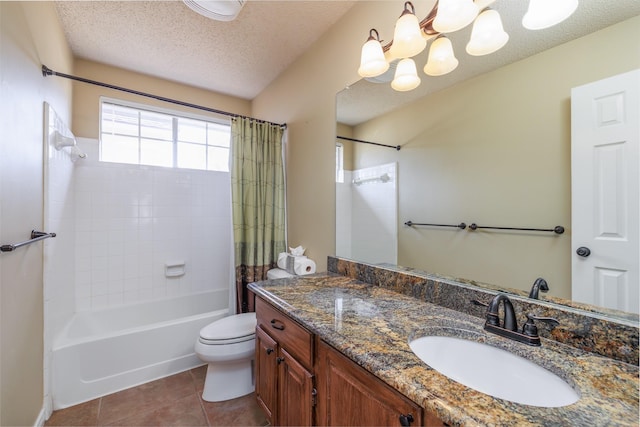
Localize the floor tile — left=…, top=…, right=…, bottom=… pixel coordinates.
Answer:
left=45, top=399, right=100, bottom=426
left=107, top=394, right=207, bottom=427
left=45, top=369, right=268, bottom=427
left=190, top=365, right=207, bottom=393
left=201, top=393, right=268, bottom=427
left=98, top=372, right=196, bottom=425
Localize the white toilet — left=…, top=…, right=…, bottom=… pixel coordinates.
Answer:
left=194, top=312, right=257, bottom=402
left=266, top=268, right=294, bottom=279
left=194, top=269, right=293, bottom=402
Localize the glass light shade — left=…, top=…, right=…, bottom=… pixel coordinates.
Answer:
left=522, top=0, right=578, bottom=30
left=358, top=38, right=389, bottom=78
left=423, top=36, right=459, bottom=76
left=433, top=0, right=479, bottom=33
left=391, top=58, right=421, bottom=91
left=389, top=8, right=427, bottom=58
left=466, top=9, right=509, bottom=56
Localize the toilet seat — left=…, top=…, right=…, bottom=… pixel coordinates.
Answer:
left=198, top=312, right=256, bottom=345
left=198, top=334, right=255, bottom=345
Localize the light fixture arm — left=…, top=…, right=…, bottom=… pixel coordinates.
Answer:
left=367, top=29, right=382, bottom=44
left=400, top=1, right=416, bottom=17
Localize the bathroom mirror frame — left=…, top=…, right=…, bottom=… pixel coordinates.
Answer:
left=335, top=3, right=640, bottom=323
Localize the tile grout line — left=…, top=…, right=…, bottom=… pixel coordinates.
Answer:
left=189, top=367, right=211, bottom=427
left=96, top=396, right=103, bottom=426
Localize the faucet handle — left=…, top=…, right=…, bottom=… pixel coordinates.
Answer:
left=522, top=313, right=560, bottom=337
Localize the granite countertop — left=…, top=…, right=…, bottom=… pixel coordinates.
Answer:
left=248, top=273, right=640, bottom=427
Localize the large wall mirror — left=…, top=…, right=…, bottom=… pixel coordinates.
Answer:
left=335, top=1, right=640, bottom=322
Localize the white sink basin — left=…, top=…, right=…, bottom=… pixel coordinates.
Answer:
left=409, top=335, right=580, bottom=407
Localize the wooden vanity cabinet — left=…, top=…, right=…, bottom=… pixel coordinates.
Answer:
left=315, top=339, right=428, bottom=427
left=255, top=296, right=447, bottom=427
left=255, top=327, right=278, bottom=421
left=255, top=297, right=315, bottom=426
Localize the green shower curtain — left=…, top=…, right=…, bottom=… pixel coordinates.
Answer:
left=230, top=117, right=286, bottom=313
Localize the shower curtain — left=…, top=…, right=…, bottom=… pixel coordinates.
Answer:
left=230, top=117, right=286, bottom=313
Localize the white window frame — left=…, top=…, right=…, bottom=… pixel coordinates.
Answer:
left=99, top=96, right=231, bottom=171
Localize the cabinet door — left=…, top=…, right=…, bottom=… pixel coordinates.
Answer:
left=278, top=348, right=314, bottom=426
left=255, top=327, right=278, bottom=423
left=316, top=340, right=426, bottom=427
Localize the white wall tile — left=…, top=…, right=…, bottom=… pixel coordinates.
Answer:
left=348, top=163, right=397, bottom=265
left=71, top=138, right=233, bottom=310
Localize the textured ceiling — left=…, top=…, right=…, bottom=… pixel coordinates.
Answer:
left=54, top=0, right=356, bottom=100
left=54, top=1, right=639, bottom=125
left=338, top=0, right=640, bottom=125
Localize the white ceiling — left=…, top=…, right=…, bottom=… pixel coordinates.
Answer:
left=54, top=1, right=639, bottom=126
left=54, top=0, right=357, bottom=100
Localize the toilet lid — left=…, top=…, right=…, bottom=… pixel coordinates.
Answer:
left=267, top=268, right=294, bottom=279
left=199, top=312, right=257, bottom=343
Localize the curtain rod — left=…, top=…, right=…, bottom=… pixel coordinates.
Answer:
left=41, top=65, right=286, bottom=129
left=336, top=135, right=400, bottom=151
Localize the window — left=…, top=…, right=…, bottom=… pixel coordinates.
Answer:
left=100, top=99, right=230, bottom=171
left=336, top=143, right=344, bottom=183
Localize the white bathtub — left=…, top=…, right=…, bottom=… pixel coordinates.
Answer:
left=51, top=289, right=229, bottom=409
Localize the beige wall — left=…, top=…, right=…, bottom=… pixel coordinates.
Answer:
left=253, top=2, right=399, bottom=270
left=349, top=16, right=640, bottom=298
left=72, top=59, right=252, bottom=139
left=336, top=123, right=354, bottom=171
left=0, top=2, right=73, bottom=425
left=254, top=4, right=638, bottom=292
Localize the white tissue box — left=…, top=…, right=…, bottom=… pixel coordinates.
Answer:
left=285, top=254, right=304, bottom=274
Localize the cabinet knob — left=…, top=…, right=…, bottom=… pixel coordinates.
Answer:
left=276, top=357, right=285, bottom=364
left=266, top=348, right=274, bottom=355
left=399, top=414, right=414, bottom=426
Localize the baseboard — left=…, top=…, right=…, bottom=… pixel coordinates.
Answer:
left=34, top=406, right=47, bottom=427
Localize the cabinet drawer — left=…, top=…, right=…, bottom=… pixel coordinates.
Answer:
left=256, top=297, right=313, bottom=369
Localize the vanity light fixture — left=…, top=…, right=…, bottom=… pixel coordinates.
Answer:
left=392, top=58, right=421, bottom=91
left=424, top=35, right=458, bottom=76
left=358, top=0, right=579, bottom=91
left=522, top=0, right=579, bottom=30
left=466, top=8, right=509, bottom=56
left=358, top=29, right=389, bottom=78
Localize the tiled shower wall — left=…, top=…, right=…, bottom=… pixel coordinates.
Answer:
left=73, top=138, right=232, bottom=311
left=336, top=163, right=398, bottom=265
left=335, top=170, right=353, bottom=258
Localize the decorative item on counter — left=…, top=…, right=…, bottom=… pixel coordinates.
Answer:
left=294, top=258, right=316, bottom=276
left=277, top=252, right=289, bottom=270
left=276, top=246, right=316, bottom=275
left=289, top=246, right=306, bottom=256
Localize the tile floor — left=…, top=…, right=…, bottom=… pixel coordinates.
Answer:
left=45, top=366, right=269, bottom=426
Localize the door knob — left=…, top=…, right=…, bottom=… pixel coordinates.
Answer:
left=576, top=247, right=591, bottom=257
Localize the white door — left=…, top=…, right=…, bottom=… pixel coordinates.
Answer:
left=571, top=69, right=640, bottom=314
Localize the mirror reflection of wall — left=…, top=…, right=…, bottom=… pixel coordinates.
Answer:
left=336, top=16, right=640, bottom=308
left=336, top=126, right=398, bottom=264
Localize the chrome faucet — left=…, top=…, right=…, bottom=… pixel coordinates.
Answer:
left=528, top=277, right=549, bottom=299
left=482, top=293, right=559, bottom=346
